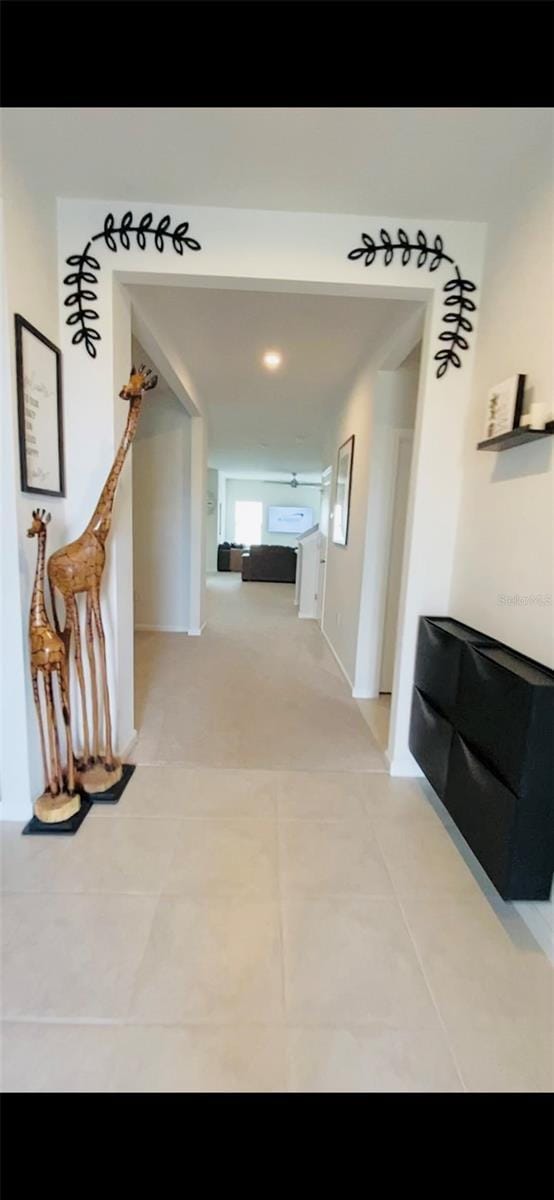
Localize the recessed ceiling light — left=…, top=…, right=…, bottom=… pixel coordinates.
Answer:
left=262, top=350, right=282, bottom=370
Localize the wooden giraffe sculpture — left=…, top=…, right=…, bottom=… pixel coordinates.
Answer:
left=27, top=509, right=79, bottom=823
left=48, top=364, right=158, bottom=793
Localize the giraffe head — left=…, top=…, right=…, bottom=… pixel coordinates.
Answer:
left=119, top=363, right=158, bottom=402
left=27, top=508, right=51, bottom=538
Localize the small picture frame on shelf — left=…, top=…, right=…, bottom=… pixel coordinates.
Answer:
left=15, top=314, right=65, bottom=497
left=483, top=374, right=525, bottom=442
left=332, top=434, right=355, bottom=546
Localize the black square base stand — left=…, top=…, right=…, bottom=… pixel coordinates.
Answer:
left=83, top=762, right=136, bottom=805
left=22, top=796, right=93, bottom=836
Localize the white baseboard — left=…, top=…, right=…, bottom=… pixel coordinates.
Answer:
left=188, top=621, right=207, bottom=637
left=388, top=754, right=423, bottom=778
left=515, top=901, right=554, bottom=962
left=298, top=612, right=318, bottom=620
left=352, top=687, right=379, bottom=699
left=135, top=624, right=188, bottom=633
left=121, top=730, right=138, bottom=761
left=320, top=626, right=354, bottom=689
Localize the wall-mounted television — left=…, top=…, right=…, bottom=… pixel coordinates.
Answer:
left=267, top=505, right=313, bottom=534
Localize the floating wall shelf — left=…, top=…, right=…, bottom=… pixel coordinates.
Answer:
left=477, top=420, right=554, bottom=452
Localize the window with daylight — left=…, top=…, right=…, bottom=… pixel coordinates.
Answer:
left=234, top=500, right=263, bottom=546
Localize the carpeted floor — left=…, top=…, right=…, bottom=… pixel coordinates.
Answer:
left=133, top=575, right=386, bottom=771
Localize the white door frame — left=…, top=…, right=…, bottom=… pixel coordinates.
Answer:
left=318, top=465, right=333, bottom=627
left=377, top=428, right=414, bottom=696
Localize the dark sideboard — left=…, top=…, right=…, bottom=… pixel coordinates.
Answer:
left=409, top=616, right=554, bottom=901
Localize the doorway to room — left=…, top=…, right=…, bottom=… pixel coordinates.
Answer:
left=126, top=283, right=422, bottom=773
left=316, top=465, right=332, bottom=624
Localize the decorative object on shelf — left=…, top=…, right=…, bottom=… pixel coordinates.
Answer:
left=64, top=212, right=202, bottom=358
left=15, top=315, right=65, bottom=497
left=409, top=616, right=554, bottom=901
left=48, top=366, right=158, bottom=795
left=483, top=374, right=525, bottom=440
left=27, top=509, right=79, bottom=824
left=528, top=400, right=547, bottom=430
left=332, top=435, right=355, bottom=546
left=347, top=229, right=477, bottom=378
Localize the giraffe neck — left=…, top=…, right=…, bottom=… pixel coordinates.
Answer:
left=30, top=530, right=48, bottom=628
left=86, top=395, right=143, bottom=543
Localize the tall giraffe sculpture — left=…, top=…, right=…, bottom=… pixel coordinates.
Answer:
left=27, top=509, right=79, bottom=823
left=48, top=365, right=158, bottom=793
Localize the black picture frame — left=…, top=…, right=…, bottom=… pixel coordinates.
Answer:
left=15, top=313, right=65, bottom=497
left=332, top=434, right=355, bottom=546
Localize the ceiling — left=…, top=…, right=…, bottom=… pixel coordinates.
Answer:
left=128, top=284, right=419, bottom=476
left=3, top=107, right=552, bottom=222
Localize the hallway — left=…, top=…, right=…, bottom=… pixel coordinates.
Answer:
left=1, top=579, right=552, bottom=1092
left=134, top=575, right=385, bottom=771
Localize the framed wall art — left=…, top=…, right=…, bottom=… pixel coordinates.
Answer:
left=483, top=374, right=525, bottom=442
left=332, top=434, right=355, bottom=546
left=15, top=314, right=65, bottom=497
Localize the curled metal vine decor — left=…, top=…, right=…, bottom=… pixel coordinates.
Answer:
left=64, top=212, right=202, bottom=357
left=347, top=229, right=477, bottom=378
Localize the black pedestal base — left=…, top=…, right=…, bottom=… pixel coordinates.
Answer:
left=22, top=797, right=93, bottom=837
left=82, top=762, right=136, bottom=805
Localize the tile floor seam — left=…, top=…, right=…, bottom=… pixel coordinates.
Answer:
left=120, top=891, right=164, bottom=1024
left=391, top=888, right=470, bottom=1094
left=370, top=821, right=471, bottom=1090
left=129, top=764, right=390, bottom=776
left=275, top=823, right=291, bottom=1062
left=1, top=1015, right=476, bottom=1031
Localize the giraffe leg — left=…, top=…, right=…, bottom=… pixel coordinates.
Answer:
left=31, top=668, right=51, bottom=794
left=91, top=588, right=116, bottom=769
left=43, top=673, right=62, bottom=796
left=58, top=665, right=76, bottom=795
left=85, top=593, right=100, bottom=761
left=66, top=595, right=91, bottom=764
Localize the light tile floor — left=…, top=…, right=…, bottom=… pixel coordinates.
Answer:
left=2, top=768, right=553, bottom=1092
left=1, top=579, right=552, bottom=1092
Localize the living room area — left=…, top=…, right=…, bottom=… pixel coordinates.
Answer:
left=210, top=472, right=321, bottom=589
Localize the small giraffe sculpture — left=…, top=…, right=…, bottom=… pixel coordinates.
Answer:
left=48, top=365, right=158, bottom=793
left=27, top=509, right=79, bottom=823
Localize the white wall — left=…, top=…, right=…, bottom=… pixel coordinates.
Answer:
left=322, top=363, right=377, bottom=685
left=206, top=467, right=219, bottom=572
left=133, top=389, right=191, bottom=631
left=224, top=478, right=321, bottom=546
left=0, top=195, right=484, bottom=819
left=322, top=360, right=419, bottom=688
left=450, top=138, right=553, bottom=667
left=448, top=138, right=553, bottom=945
left=0, top=130, right=65, bottom=816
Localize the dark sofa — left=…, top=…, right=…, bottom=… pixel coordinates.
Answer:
left=241, top=545, right=297, bottom=583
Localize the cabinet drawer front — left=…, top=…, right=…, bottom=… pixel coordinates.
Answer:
left=414, top=617, right=491, bottom=719
left=445, top=734, right=552, bottom=901
left=409, top=687, right=453, bottom=798
left=413, top=620, right=460, bottom=717
left=455, top=645, right=553, bottom=797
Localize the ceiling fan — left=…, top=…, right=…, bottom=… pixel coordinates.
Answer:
left=257, top=470, right=322, bottom=488
left=285, top=471, right=321, bottom=489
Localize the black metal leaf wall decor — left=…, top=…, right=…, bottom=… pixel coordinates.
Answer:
left=347, top=229, right=477, bottom=378
left=64, top=212, right=202, bottom=357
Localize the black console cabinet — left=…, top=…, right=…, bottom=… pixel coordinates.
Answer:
left=409, top=617, right=554, bottom=901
